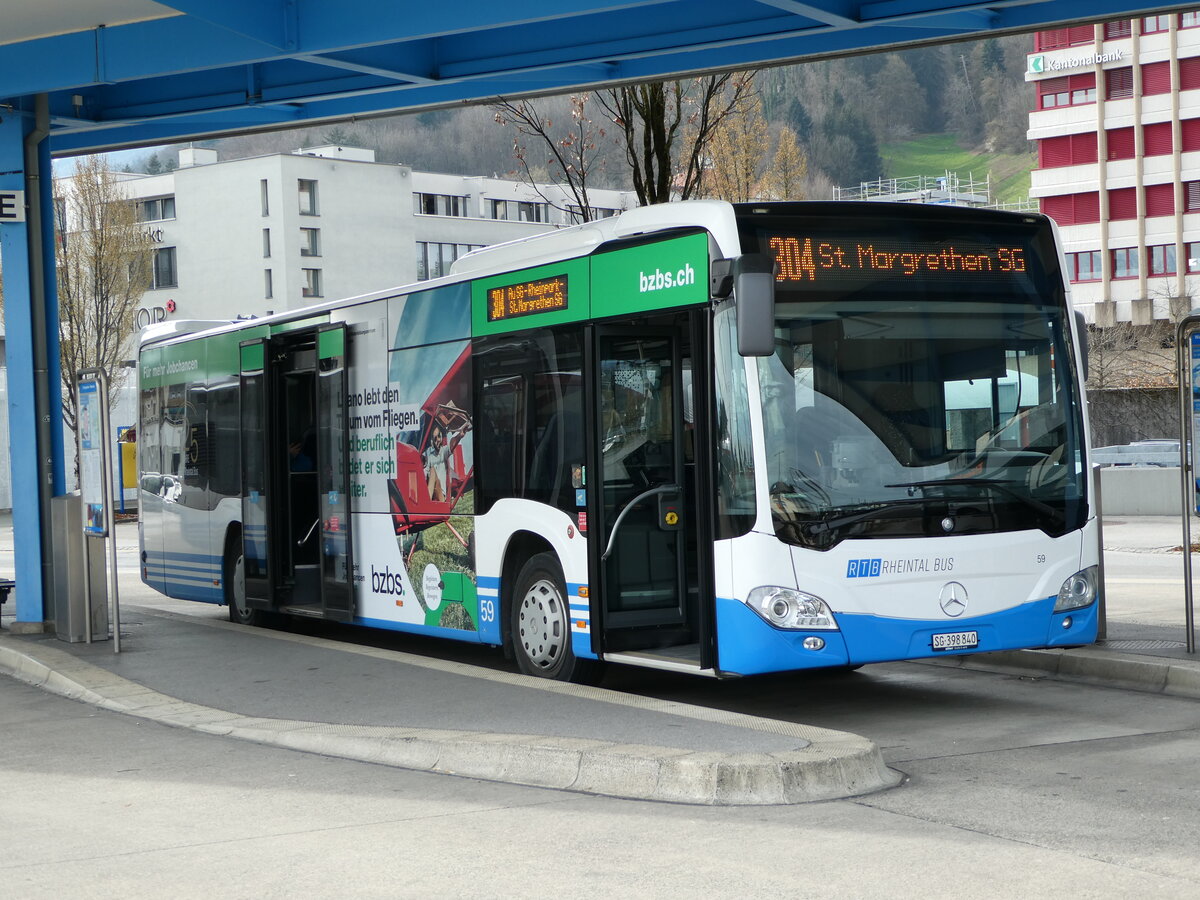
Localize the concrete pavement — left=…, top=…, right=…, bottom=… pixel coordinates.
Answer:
left=3, top=513, right=1200, bottom=805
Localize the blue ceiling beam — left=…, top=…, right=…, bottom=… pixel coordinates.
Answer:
left=3, top=0, right=1188, bottom=155
left=752, top=0, right=864, bottom=27
left=154, top=0, right=297, bottom=51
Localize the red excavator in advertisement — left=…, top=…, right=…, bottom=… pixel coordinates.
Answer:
left=388, top=345, right=473, bottom=548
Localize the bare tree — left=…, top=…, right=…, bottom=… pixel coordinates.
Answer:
left=492, top=94, right=610, bottom=221
left=56, top=155, right=154, bottom=433
left=595, top=72, right=760, bottom=205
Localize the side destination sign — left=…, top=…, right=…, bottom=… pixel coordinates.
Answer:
left=472, top=257, right=589, bottom=337
left=487, top=274, right=568, bottom=322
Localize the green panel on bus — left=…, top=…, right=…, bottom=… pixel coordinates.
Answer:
left=240, top=341, right=265, bottom=374
left=590, top=232, right=709, bottom=317
left=318, top=325, right=345, bottom=360
left=272, top=314, right=328, bottom=335
left=471, top=257, right=590, bottom=336
left=207, top=327, right=266, bottom=379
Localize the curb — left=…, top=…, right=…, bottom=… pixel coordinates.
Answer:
left=931, top=646, right=1200, bottom=700
left=0, top=639, right=900, bottom=805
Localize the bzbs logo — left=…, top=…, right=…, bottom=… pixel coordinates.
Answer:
left=847, top=558, right=882, bottom=578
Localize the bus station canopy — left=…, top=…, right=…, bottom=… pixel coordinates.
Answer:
left=0, top=0, right=1186, bottom=155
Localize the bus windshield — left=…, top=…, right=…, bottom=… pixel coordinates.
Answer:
left=737, top=205, right=1087, bottom=550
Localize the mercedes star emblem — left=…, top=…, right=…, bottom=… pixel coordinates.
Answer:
left=939, top=581, right=969, bottom=617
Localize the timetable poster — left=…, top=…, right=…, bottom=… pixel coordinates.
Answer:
left=79, top=377, right=106, bottom=536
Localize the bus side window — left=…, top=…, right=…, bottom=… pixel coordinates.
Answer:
left=478, top=375, right=525, bottom=512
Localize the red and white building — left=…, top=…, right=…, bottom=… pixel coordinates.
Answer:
left=1028, top=13, right=1200, bottom=325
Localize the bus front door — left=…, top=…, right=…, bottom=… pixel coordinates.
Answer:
left=592, top=325, right=704, bottom=659
left=238, top=325, right=354, bottom=622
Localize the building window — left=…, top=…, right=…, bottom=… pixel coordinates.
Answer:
left=415, top=241, right=483, bottom=280
left=1038, top=133, right=1097, bottom=167
left=1144, top=121, right=1173, bottom=156
left=1183, top=11, right=1200, bottom=28
left=1038, top=74, right=1095, bottom=108
left=1104, top=21, right=1132, bottom=39
left=1142, top=60, right=1172, bottom=95
left=1106, top=126, right=1135, bottom=159
left=300, top=227, right=321, bottom=257
left=1149, top=244, right=1177, bottom=276
left=567, top=205, right=620, bottom=224
left=151, top=247, right=177, bottom=289
left=413, top=193, right=468, bottom=216
left=298, top=179, right=319, bottom=215
left=1145, top=182, right=1175, bottom=217
left=1187, top=181, right=1200, bottom=210
left=136, top=196, right=176, bottom=222
left=1067, top=250, right=1102, bottom=282
left=1111, top=248, right=1139, bottom=279
left=1036, top=26, right=1094, bottom=50
left=489, top=199, right=549, bottom=222
left=263, top=228, right=271, bottom=258
left=302, top=267, right=322, bottom=298
left=261, top=179, right=270, bottom=216
left=1106, top=67, right=1134, bottom=100
left=264, top=269, right=273, bottom=299
left=1041, top=192, right=1100, bottom=225
left=1108, top=187, right=1137, bottom=220
left=1187, top=242, right=1200, bottom=272
left=1142, top=14, right=1172, bottom=34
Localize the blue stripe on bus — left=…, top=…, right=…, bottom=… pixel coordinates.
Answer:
left=145, top=549, right=220, bottom=565
left=714, top=594, right=1098, bottom=676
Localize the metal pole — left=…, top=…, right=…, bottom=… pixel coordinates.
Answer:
left=99, top=371, right=120, bottom=653
left=1094, top=464, right=1107, bottom=642
left=1178, top=317, right=1197, bottom=653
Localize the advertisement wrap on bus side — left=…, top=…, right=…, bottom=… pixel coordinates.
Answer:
left=342, top=286, right=488, bottom=639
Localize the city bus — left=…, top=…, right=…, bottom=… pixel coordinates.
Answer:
left=137, top=199, right=1098, bottom=682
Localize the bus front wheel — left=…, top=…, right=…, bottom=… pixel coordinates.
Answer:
left=510, top=553, right=600, bottom=684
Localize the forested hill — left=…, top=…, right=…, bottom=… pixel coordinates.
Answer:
left=134, top=34, right=1035, bottom=200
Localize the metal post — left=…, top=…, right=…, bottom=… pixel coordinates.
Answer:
left=1094, top=464, right=1107, bottom=642
left=1177, top=315, right=1199, bottom=653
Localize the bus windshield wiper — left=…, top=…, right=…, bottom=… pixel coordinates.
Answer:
left=802, top=497, right=930, bottom=537
left=884, top=477, right=1059, bottom=520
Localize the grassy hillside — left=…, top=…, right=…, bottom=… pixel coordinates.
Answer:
left=879, top=133, right=1035, bottom=205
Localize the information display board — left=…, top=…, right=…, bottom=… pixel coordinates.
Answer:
left=77, top=374, right=107, bottom=536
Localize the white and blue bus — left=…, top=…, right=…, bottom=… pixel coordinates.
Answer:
left=137, top=199, right=1097, bottom=682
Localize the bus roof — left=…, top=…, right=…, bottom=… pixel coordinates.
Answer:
left=138, top=200, right=744, bottom=352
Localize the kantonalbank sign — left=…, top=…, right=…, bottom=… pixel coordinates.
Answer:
left=1028, top=48, right=1125, bottom=75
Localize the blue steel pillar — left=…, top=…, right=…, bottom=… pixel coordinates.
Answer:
left=0, top=97, right=65, bottom=632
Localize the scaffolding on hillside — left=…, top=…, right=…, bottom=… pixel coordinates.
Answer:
left=832, top=171, right=1037, bottom=212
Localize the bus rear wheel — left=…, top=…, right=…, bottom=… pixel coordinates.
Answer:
left=510, top=553, right=600, bottom=684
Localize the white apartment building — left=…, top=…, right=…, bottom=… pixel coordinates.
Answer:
left=1027, top=13, right=1200, bottom=326
left=64, top=145, right=636, bottom=329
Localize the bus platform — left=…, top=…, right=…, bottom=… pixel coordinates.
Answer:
left=0, top=599, right=900, bottom=806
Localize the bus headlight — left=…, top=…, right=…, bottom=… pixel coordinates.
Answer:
left=1055, top=566, right=1098, bottom=612
left=746, top=587, right=839, bottom=630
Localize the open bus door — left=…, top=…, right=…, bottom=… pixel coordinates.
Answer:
left=237, top=325, right=354, bottom=622
left=589, top=314, right=714, bottom=668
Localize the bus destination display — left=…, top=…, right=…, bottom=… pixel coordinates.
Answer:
left=486, top=274, right=569, bottom=322
left=766, top=235, right=1028, bottom=287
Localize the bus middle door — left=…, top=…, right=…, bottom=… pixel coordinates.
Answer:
left=238, top=326, right=354, bottom=622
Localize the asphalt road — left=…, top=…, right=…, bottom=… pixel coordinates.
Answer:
left=4, top=671, right=1198, bottom=898
left=7, top=518, right=1200, bottom=894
